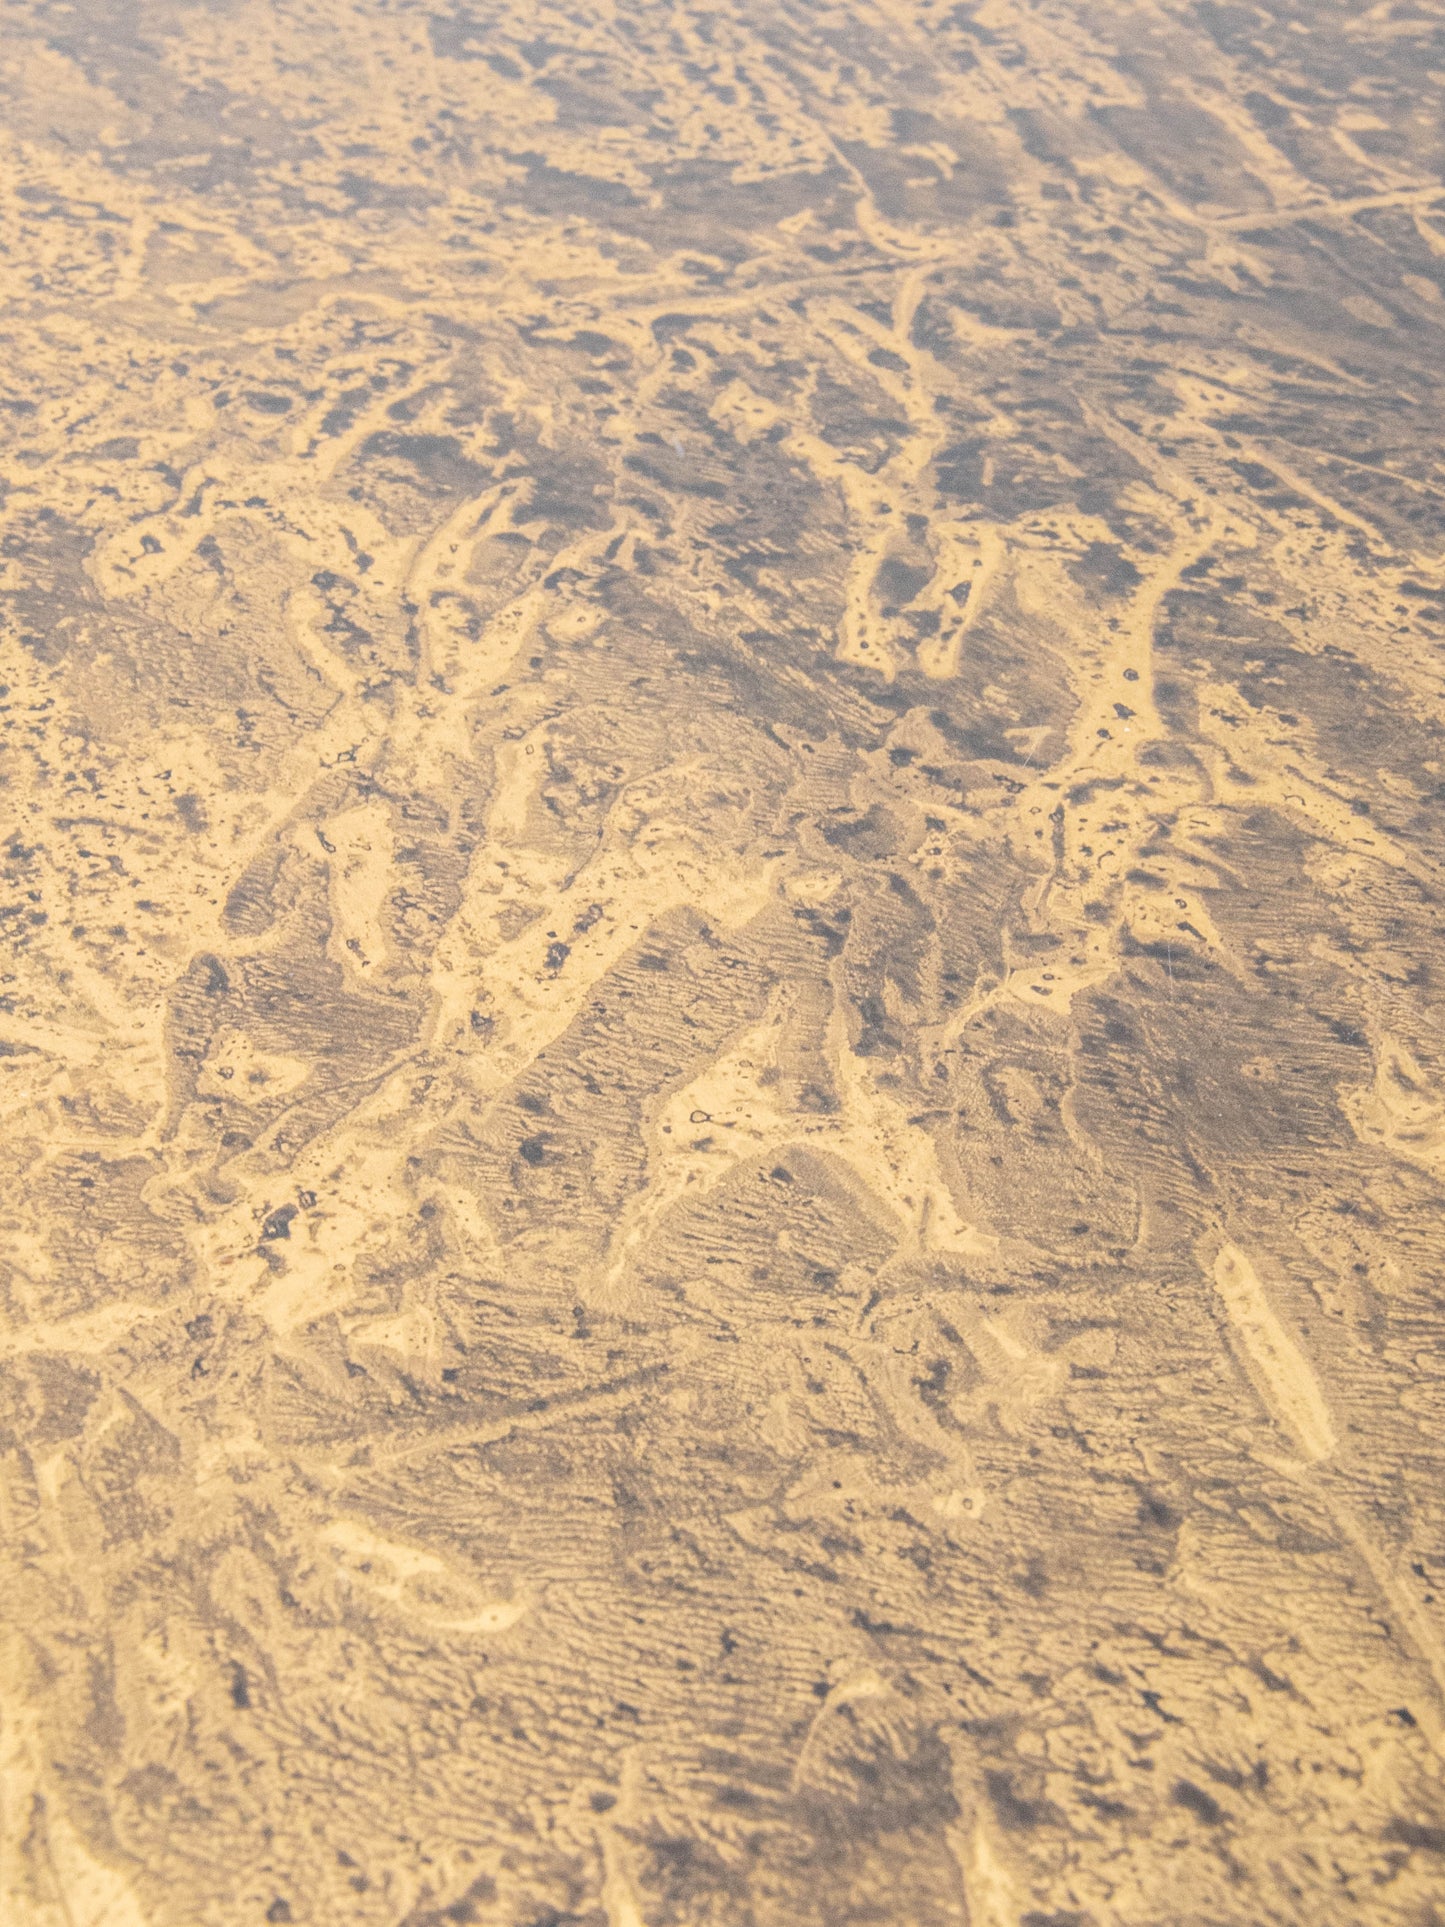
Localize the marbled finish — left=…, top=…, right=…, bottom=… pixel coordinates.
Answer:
left=3, top=2, right=1445, bottom=1922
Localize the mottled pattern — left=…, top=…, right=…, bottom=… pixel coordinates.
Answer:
left=3, top=2, right=1445, bottom=1923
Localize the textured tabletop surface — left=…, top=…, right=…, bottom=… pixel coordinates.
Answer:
left=3, top=2, right=1445, bottom=1923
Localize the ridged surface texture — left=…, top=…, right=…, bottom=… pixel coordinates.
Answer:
left=2, top=2, right=1445, bottom=1922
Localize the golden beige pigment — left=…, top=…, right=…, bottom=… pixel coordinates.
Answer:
left=2, top=2, right=1445, bottom=1922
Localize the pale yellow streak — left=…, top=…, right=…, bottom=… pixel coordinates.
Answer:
left=1212, top=1244, right=1336, bottom=1462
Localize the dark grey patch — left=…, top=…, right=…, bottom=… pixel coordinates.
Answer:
left=1385, top=1816, right=1445, bottom=1854
left=838, top=137, right=1009, bottom=227
left=21, top=1355, right=102, bottom=1446
left=875, top=557, right=932, bottom=607
left=1070, top=541, right=1142, bottom=597
left=646, top=160, right=850, bottom=235
left=336, top=173, right=438, bottom=212
left=358, top=432, right=489, bottom=495
left=525, top=444, right=611, bottom=530
left=985, top=1769, right=1054, bottom=1832
left=537, top=75, right=637, bottom=128
left=1, top=508, right=95, bottom=661
left=820, top=804, right=911, bottom=859
left=223, top=845, right=284, bottom=936
left=427, top=13, right=520, bottom=77
left=1172, top=1780, right=1225, bottom=1826
left=853, top=992, right=902, bottom=1057
left=504, top=157, right=641, bottom=219
left=400, top=1873, right=499, bottom=1927
left=261, top=1205, right=297, bottom=1242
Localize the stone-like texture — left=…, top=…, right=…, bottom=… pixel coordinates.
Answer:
left=2, top=2, right=1445, bottom=1922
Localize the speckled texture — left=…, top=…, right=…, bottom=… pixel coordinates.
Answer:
left=3, top=2, right=1445, bottom=1922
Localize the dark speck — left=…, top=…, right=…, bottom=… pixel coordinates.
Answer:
left=261, top=1205, right=297, bottom=1242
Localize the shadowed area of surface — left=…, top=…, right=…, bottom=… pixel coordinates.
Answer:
left=2, top=2, right=1445, bottom=1923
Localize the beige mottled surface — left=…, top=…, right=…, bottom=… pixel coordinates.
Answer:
left=3, top=1, right=1445, bottom=1922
